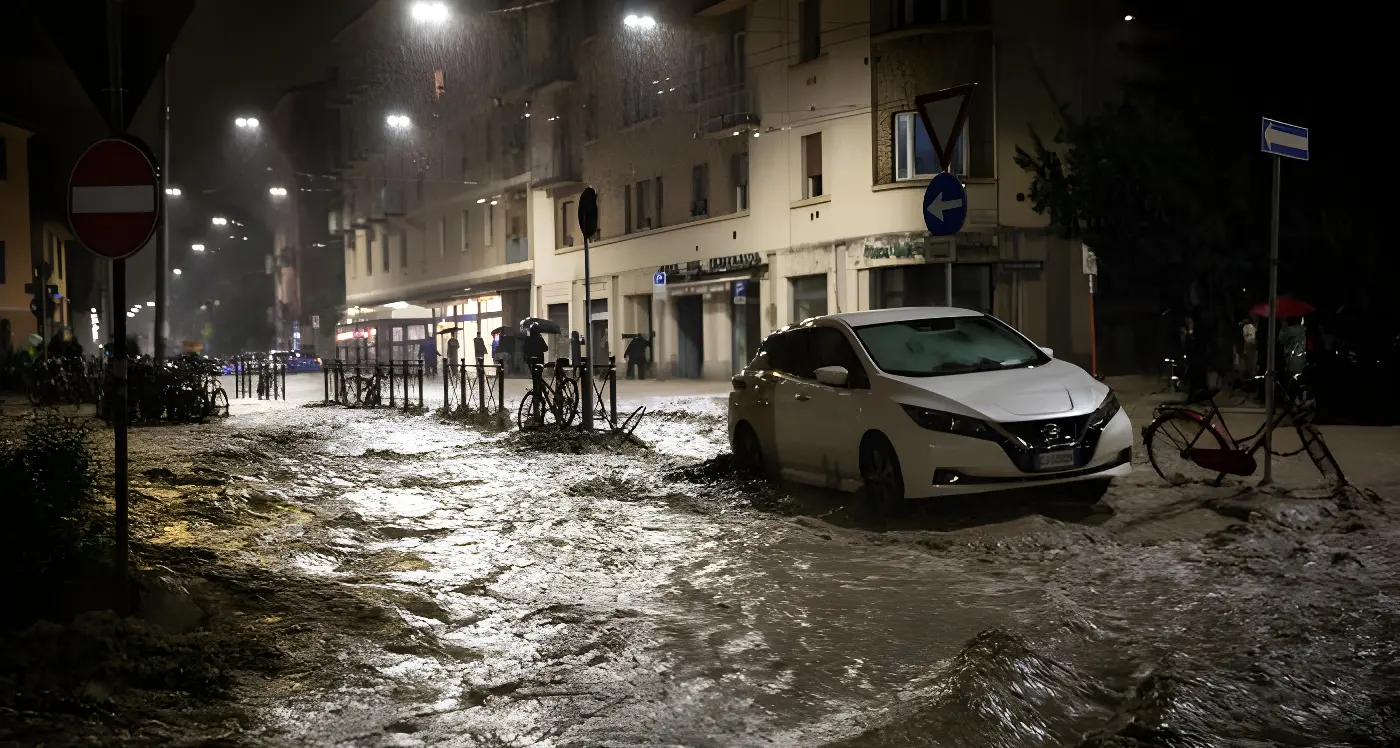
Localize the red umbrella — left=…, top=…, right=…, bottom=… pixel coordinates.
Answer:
left=1251, top=296, right=1314, bottom=319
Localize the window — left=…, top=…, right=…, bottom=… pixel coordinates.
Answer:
left=460, top=209, right=469, bottom=252
left=365, top=233, right=374, bottom=276
left=791, top=274, right=828, bottom=321
left=548, top=302, right=570, bottom=339
left=623, top=70, right=660, bottom=126
left=57, top=240, right=64, bottom=279
left=348, top=246, right=356, bottom=278
left=853, top=315, right=1046, bottom=377
left=483, top=203, right=494, bottom=245
left=691, top=163, right=709, bottom=217
left=561, top=200, right=575, bottom=246
left=809, top=327, right=869, bottom=388
left=732, top=153, right=749, bottom=211
left=798, top=0, right=821, bottom=62
left=438, top=217, right=447, bottom=256
left=382, top=232, right=391, bottom=272
left=802, top=132, right=823, bottom=198
left=894, top=112, right=967, bottom=178
left=635, top=179, right=653, bottom=231
left=624, top=184, right=633, bottom=234
left=399, top=230, right=408, bottom=269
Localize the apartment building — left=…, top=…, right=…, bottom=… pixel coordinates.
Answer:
left=529, top=0, right=1129, bottom=378
left=1, top=120, right=72, bottom=351
left=330, top=0, right=561, bottom=362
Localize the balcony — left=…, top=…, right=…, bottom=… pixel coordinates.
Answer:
left=530, top=129, right=582, bottom=190
left=695, top=87, right=758, bottom=139
left=505, top=235, right=529, bottom=264
left=528, top=52, right=576, bottom=93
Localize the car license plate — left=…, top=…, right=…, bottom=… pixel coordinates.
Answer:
left=1035, top=449, right=1076, bottom=471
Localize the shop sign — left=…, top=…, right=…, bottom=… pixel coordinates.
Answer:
left=708, top=252, right=761, bottom=273
left=863, top=241, right=927, bottom=260
left=1000, top=260, right=1044, bottom=273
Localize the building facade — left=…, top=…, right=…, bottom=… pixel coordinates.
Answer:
left=330, top=0, right=1126, bottom=376
left=1, top=121, right=72, bottom=352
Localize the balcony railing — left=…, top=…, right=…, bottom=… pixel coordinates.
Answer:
left=530, top=130, right=582, bottom=189
left=505, top=235, right=529, bottom=264
left=695, top=87, right=758, bottom=138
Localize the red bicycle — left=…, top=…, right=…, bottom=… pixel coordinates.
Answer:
left=1142, top=372, right=1345, bottom=486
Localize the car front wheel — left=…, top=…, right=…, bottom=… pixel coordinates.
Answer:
left=732, top=422, right=765, bottom=477
left=858, top=434, right=904, bottom=519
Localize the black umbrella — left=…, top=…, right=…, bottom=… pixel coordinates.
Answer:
left=520, top=317, right=561, bottom=335
left=490, top=327, right=517, bottom=337
left=435, top=326, right=463, bottom=336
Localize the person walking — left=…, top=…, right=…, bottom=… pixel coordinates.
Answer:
left=446, top=332, right=460, bottom=380
left=624, top=333, right=651, bottom=380
left=473, top=331, right=487, bottom=364
left=419, top=334, right=438, bottom=377
left=523, top=329, right=548, bottom=370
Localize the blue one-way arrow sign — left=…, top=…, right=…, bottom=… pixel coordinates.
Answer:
left=922, top=172, right=968, bottom=237
left=1261, top=118, right=1309, bottom=161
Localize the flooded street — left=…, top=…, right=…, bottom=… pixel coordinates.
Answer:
left=8, top=386, right=1400, bottom=747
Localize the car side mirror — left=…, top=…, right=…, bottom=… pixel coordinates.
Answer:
left=1040, top=346, right=1054, bottom=358
left=814, top=365, right=849, bottom=387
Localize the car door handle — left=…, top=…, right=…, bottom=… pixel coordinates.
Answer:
left=794, top=393, right=810, bottom=402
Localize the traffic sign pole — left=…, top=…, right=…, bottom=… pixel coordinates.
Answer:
left=1262, top=154, right=1281, bottom=484
left=107, top=0, right=131, bottom=608
left=577, top=188, right=599, bottom=432
left=1258, top=117, right=1307, bottom=485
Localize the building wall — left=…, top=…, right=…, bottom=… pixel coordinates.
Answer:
left=0, top=123, right=34, bottom=346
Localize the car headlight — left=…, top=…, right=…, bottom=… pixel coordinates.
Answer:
left=900, top=404, right=999, bottom=441
left=1088, top=391, right=1121, bottom=429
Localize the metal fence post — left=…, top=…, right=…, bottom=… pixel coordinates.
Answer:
left=496, top=363, right=505, bottom=414
left=416, top=360, right=423, bottom=410
left=442, top=357, right=449, bottom=411
left=609, top=360, right=617, bottom=430
left=280, top=362, right=287, bottom=400
left=477, top=358, right=486, bottom=412
left=458, top=357, right=467, bottom=411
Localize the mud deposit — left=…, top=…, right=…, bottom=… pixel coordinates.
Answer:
left=2, top=401, right=1397, bottom=747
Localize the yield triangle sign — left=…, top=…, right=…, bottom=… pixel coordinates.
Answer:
left=27, top=0, right=195, bottom=133
left=914, top=83, right=975, bottom=173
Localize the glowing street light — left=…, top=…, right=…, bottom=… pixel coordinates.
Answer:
left=172, top=268, right=183, bottom=276
left=623, top=13, right=656, bottom=29
left=269, top=186, right=289, bottom=196
left=164, top=187, right=182, bottom=196
left=386, top=114, right=411, bottom=129
left=127, top=312, right=135, bottom=318
left=147, top=301, right=155, bottom=307
left=411, top=1, right=449, bottom=23
left=212, top=216, right=228, bottom=226
left=192, top=243, right=206, bottom=252
left=235, top=116, right=260, bottom=129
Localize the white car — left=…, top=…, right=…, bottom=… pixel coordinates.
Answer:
left=727, top=307, right=1132, bottom=515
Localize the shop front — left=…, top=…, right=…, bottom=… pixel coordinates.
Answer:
left=657, top=252, right=765, bottom=379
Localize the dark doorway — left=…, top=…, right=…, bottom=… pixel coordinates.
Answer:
left=676, top=294, right=704, bottom=378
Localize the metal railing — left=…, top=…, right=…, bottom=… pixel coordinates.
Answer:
left=322, top=359, right=427, bottom=410
left=519, top=356, right=644, bottom=436
left=231, top=357, right=287, bottom=401
left=434, top=357, right=507, bottom=415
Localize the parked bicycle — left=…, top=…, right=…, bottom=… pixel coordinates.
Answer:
left=518, top=357, right=579, bottom=429
left=1142, top=371, right=1344, bottom=486
left=338, top=362, right=385, bottom=407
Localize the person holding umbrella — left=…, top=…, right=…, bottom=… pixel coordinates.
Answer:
left=446, top=331, right=460, bottom=380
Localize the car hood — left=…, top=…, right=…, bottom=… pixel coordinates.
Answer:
left=882, top=359, right=1107, bottom=422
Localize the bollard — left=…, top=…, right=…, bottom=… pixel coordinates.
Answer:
left=281, top=362, right=287, bottom=400
left=442, top=356, right=449, bottom=412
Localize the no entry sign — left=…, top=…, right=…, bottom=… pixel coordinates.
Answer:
left=68, top=138, right=160, bottom=260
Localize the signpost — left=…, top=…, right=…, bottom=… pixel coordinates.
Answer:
left=653, top=270, right=668, bottom=300
left=1259, top=117, right=1309, bottom=484
left=1082, top=245, right=1100, bottom=377
left=914, top=84, right=974, bottom=307
left=577, top=188, right=599, bottom=431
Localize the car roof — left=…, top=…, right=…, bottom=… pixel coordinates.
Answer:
left=821, top=307, right=985, bottom=328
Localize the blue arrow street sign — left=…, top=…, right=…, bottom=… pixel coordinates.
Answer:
left=1261, top=118, right=1308, bottom=161
left=653, top=270, right=667, bottom=285
left=922, top=172, right=967, bottom=237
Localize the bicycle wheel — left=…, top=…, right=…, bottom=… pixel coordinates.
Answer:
left=1144, top=410, right=1231, bottom=484
left=211, top=387, right=229, bottom=417
left=517, top=391, right=538, bottom=430
left=554, top=378, right=579, bottom=426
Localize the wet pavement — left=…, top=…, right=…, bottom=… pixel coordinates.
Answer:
left=4, top=382, right=1400, bottom=746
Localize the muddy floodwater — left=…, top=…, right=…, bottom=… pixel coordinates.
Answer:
left=4, top=394, right=1399, bottom=747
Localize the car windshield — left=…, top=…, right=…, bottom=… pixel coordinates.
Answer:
left=852, top=315, right=1048, bottom=377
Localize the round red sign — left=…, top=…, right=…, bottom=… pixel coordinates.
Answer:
left=67, top=138, right=160, bottom=260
